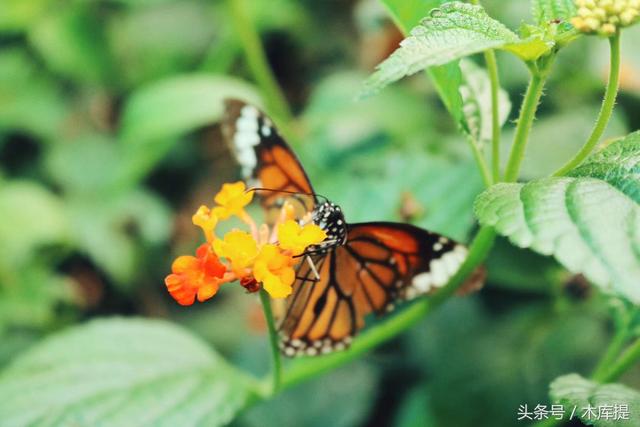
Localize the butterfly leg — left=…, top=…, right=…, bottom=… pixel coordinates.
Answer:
left=306, top=255, right=321, bottom=280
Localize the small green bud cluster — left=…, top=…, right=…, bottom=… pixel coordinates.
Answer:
left=572, top=0, right=639, bottom=36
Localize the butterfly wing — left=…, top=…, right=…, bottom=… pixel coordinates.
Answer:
left=222, top=99, right=316, bottom=214
left=279, top=222, right=468, bottom=356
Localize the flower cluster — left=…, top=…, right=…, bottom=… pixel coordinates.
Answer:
left=572, top=0, right=639, bottom=36
left=165, top=181, right=327, bottom=305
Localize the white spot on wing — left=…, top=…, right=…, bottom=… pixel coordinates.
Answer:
left=412, top=272, right=433, bottom=292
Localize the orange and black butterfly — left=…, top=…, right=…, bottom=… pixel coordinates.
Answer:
left=222, top=99, right=469, bottom=357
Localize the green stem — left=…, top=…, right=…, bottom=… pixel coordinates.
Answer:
left=504, top=68, right=550, bottom=182
left=259, top=289, right=282, bottom=394
left=484, top=50, right=502, bottom=182
left=595, top=337, right=640, bottom=383
left=591, top=325, right=629, bottom=380
left=552, top=32, right=621, bottom=176
left=532, top=332, right=640, bottom=427
left=282, top=226, right=496, bottom=390
left=468, top=137, right=493, bottom=188
left=227, top=0, right=293, bottom=123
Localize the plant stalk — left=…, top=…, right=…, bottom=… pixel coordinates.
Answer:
left=504, top=69, right=549, bottom=182
left=468, top=137, right=493, bottom=187
left=484, top=50, right=502, bottom=182
left=259, top=289, right=282, bottom=394
left=553, top=32, right=621, bottom=176
left=533, top=331, right=640, bottom=427
left=227, top=0, right=293, bottom=124
left=595, top=336, right=640, bottom=383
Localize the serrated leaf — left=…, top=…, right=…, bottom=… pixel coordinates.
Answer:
left=379, top=0, right=465, bottom=126
left=550, top=374, right=640, bottom=426
left=569, top=133, right=640, bottom=204
left=474, top=133, right=640, bottom=302
left=458, top=59, right=511, bottom=146
left=532, top=0, right=577, bottom=25
left=363, top=2, right=522, bottom=96
left=0, top=318, right=261, bottom=427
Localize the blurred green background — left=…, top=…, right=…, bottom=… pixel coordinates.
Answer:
left=1, top=0, right=640, bottom=426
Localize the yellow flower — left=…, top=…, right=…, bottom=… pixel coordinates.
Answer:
left=254, top=244, right=296, bottom=298
left=212, top=181, right=254, bottom=220
left=277, top=220, right=327, bottom=256
left=213, top=230, right=258, bottom=277
left=192, top=205, right=218, bottom=242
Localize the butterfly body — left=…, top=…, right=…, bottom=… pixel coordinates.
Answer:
left=308, top=201, right=348, bottom=252
left=222, top=99, right=471, bottom=357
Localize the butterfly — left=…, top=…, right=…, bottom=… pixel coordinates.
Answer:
left=221, top=99, right=469, bottom=357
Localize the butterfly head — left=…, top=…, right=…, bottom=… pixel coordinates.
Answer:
left=310, top=201, right=347, bottom=250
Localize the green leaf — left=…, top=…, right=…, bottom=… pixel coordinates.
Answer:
left=363, top=2, right=521, bottom=96
left=120, top=74, right=260, bottom=144
left=67, top=189, right=172, bottom=287
left=0, top=261, right=74, bottom=332
left=108, top=1, right=217, bottom=88
left=458, top=59, right=511, bottom=146
left=568, top=133, right=640, bottom=204
left=0, top=0, right=52, bottom=32
left=28, top=6, right=112, bottom=84
left=379, top=0, right=464, bottom=125
left=550, top=374, right=640, bottom=426
left=0, top=318, right=261, bottom=427
left=117, top=74, right=259, bottom=185
left=474, top=133, right=640, bottom=302
left=532, top=0, right=577, bottom=25
left=0, top=48, right=67, bottom=139
left=45, top=135, right=122, bottom=195
left=0, top=181, right=70, bottom=267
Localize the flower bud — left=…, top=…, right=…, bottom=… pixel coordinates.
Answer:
left=572, top=0, right=639, bottom=35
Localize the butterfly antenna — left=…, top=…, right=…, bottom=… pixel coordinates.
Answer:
left=245, top=186, right=329, bottom=202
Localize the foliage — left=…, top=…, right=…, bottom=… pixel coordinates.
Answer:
left=550, top=374, right=640, bottom=426
left=0, top=318, right=260, bottom=426
left=475, top=133, right=640, bottom=302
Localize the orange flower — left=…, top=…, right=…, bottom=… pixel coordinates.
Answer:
left=254, top=244, right=296, bottom=298
left=192, top=205, right=218, bottom=242
left=165, top=244, right=226, bottom=305
left=212, top=230, right=258, bottom=277
left=277, top=220, right=327, bottom=256
left=212, top=181, right=254, bottom=220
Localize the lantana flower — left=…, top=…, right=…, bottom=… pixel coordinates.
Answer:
left=254, top=244, right=297, bottom=298
left=212, top=230, right=258, bottom=277
left=278, top=219, right=328, bottom=256
left=165, top=244, right=226, bottom=305
left=192, top=205, right=218, bottom=242
left=212, top=181, right=254, bottom=220
left=165, top=181, right=327, bottom=304
left=572, top=0, right=639, bottom=36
